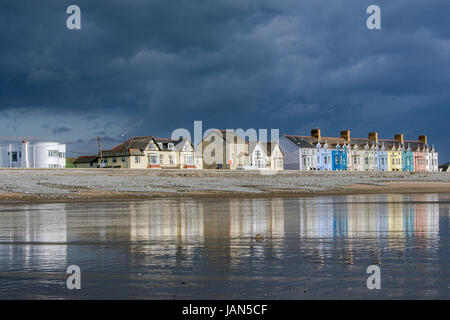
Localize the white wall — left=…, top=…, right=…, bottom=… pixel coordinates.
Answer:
left=0, top=142, right=66, bottom=168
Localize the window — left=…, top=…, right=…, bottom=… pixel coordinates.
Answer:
left=121, top=157, right=125, bottom=162
left=112, top=158, right=117, bottom=163
left=365, top=157, right=368, bottom=165
left=12, top=152, right=17, bottom=162
left=185, top=155, right=194, bottom=165
left=48, top=150, right=58, bottom=157
left=135, top=156, right=141, bottom=163
left=19, top=151, right=22, bottom=158
left=150, top=154, right=159, bottom=164
left=157, top=143, right=163, bottom=149
left=58, top=152, right=65, bottom=158
left=169, top=155, right=175, bottom=165
left=324, top=156, right=328, bottom=164
left=168, top=143, right=174, bottom=150
left=335, top=157, right=338, bottom=165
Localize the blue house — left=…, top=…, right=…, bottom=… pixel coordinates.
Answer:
left=375, top=144, right=389, bottom=171
left=316, top=142, right=332, bottom=171
left=402, top=144, right=414, bottom=171
left=332, top=144, right=347, bottom=171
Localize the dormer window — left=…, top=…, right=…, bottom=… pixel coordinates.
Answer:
left=168, top=143, right=174, bottom=150
left=158, top=143, right=163, bottom=149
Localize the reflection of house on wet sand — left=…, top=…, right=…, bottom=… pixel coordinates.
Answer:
left=0, top=204, right=68, bottom=271
left=297, top=194, right=440, bottom=258
left=228, top=199, right=285, bottom=261
left=127, top=198, right=286, bottom=266
left=128, top=200, right=204, bottom=257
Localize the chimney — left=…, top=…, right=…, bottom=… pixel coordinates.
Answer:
left=368, top=132, right=378, bottom=142
left=394, top=134, right=404, bottom=144
left=340, top=130, right=350, bottom=141
left=419, top=135, right=427, bottom=145
left=311, top=128, right=321, bottom=140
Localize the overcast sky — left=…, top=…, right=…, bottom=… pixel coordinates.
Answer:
left=1, top=0, right=449, bottom=161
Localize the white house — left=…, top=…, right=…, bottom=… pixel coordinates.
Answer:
left=248, top=141, right=269, bottom=169
left=247, top=141, right=284, bottom=170
left=425, top=145, right=439, bottom=172
left=280, top=135, right=317, bottom=170
left=0, top=141, right=66, bottom=168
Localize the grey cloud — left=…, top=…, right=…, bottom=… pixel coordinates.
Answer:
left=0, top=0, right=449, bottom=160
left=52, top=126, right=71, bottom=134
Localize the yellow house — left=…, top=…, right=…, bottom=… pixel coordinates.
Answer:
left=199, top=130, right=249, bottom=169
left=387, top=143, right=402, bottom=171
left=99, top=136, right=199, bottom=169
left=150, top=138, right=197, bottom=169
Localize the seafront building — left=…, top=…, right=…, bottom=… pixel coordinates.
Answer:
left=280, top=129, right=438, bottom=172
left=73, top=128, right=439, bottom=172
left=74, top=136, right=200, bottom=169
left=0, top=141, right=66, bottom=168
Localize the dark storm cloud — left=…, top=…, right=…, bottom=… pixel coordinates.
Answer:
left=1, top=0, right=450, bottom=160
left=52, top=126, right=71, bottom=134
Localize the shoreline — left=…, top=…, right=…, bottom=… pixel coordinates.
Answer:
left=1, top=181, right=449, bottom=204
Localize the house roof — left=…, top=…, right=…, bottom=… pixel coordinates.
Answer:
left=102, top=136, right=153, bottom=157
left=283, top=134, right=434, bottom=151
left=73, top=155, right=98, bottom=163
left=208, top=130, right=246, bottom=144
left=282, top=135, right=316, bottom=149
left=112, top=136, right=154, bottom=152
left=260, top=142, right=281, bottom=156
left=154, top=137, right=189, bottom=151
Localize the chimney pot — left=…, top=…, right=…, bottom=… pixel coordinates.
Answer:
left=311, top=128, right=321, bottom=140
left=419, top=135, right=427, bottom=145
left=369, top=132, right=378, bottom=142
left=394, top=134, right=404, bottom=144
left=340, top=130, right=350, bottom=141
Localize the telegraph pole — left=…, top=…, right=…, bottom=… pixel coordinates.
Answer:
left=97, top=136, right=103, bottom=168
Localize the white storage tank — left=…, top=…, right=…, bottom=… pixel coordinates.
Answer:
left=33, top=142, right=66, bottom=168
left=0, top=141, right=66, bottom=168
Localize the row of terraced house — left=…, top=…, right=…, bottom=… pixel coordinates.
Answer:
left=73, top=128, right=439, bottom=172
left=280, top=129, right=438, bottom=172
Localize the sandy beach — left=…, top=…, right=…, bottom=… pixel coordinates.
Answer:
left=0, top=168, right=448, bottom=203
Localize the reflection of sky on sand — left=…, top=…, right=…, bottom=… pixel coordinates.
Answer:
left=0, top=194, right=448, bottom=299
left=0, top=195, right=441, bottom=269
